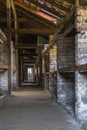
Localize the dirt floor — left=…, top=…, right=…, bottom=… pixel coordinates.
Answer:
left=0, top=87, right=82, bottom=130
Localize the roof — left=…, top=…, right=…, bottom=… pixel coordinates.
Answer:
left=0, top=0, right=74, bottom=35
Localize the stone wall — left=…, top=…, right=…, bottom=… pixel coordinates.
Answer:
left=75, top=32, right=87, bottom=65
left=0, top=44, right=8, bottom=91
left=12, top=48, right=17, bottom=88
left=75, top=72, right=87, bottom=120
left=57, top=73, right=75, bottom=114
left=75, top=4, right=87, bottom=129
left=76, top=6, right=87, bottom=31
left=49, top=45, right=57, bottom=99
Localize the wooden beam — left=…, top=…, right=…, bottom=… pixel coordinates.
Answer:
left=4, top=28, right=56, bottom=34
left=16, top=45, right=43, bottom=49
left=58, top=64, right=87, bottom=73
left=78, top=64, right=87, bottom=72
left=6, top=0, right=12, bottom=94
left=0, top=17, right=49, bottom=28
left=0, top=18, right=28, bottom=23
left=64, top=0, right=74, bottom=5
left=45, top=0, right=70, bottom=13
left=13, top=0, right=56, bottom=23
left=16, top=8, right=54, bottom=28
left=0, top=29, right=7, bottom=42
left=58, top=66, right=76, bottom=73
left=0, top=65, right=8, bottom=70
left=11, top=0, right=19, bottom=88
left=56, top=7, right=75, bottom=35
left=27, top=0, right=65, bottom=18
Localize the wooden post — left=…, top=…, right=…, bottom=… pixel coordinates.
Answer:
left=75, top=0, right=79, bottom=7
left=6, top=0, right=12, bottom=94
left=11, top=0, right=19, bottom=88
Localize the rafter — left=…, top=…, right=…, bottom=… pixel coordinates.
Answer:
left=0, top=17, right=46, bottom=28
left=16, top=7, right=56, bottom=28
left=27, top=0, right=65, bottom=18
left=4, top=28, right=56, bottom=35
left=63, top=0, right=74, bottom=5
left=45, top=0, right=70, bottom=13
left=0, top=18, right=27, bottom=23
left=16, top=8, right=52, bottom=28
left=13, top=0, right=56, bottom=23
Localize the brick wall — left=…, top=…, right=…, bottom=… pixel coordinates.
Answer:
left=0, top=44, right=8, bottom=91
left=57, top=37, right=75, bottom=68
left=75, top=72, right=87, bottom=130
left=49, top=45, right=57, bottom=98
left=75, top=32, right=87, bottom=65
left=57, top=73, right=75, bottom=114
left=76, top=6, right=87, bottom=31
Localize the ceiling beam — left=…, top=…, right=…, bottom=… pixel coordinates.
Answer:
left=16, top=8, right=55, bottom=28
left=13, top=0, right=56, bottom=23
left=0, top=18, right=25, bottom=23
left=27, top=0, right=64, bottom=18
left=45, top=0, right=70, bottom=13
left=15, top=45, right=42, bottom=49
left=4, top=28, right=56, bottom=34
left=63, top=0, right=74, bottom=5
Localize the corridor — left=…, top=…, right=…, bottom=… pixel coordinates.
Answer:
left=0, top=88, right=82, bottom=130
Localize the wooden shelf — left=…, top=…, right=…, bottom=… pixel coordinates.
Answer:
left=58, top=66, right=76, bottom=73
left=0, top=65, right=8, bottom=70
left=78, top=64, right=87, bottom=72
left=58, top=64, right=87, bottom=73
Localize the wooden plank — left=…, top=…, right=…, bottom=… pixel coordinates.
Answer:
left=4, top=28, right=56, bottom=34
left=64, top=0, right=74, bottom=5
left=0, top=29, right=7, bottom=43
left=58, top=64, right=87, bottom=73
left=45, top=0, right=70, bottom=13
left=6, top=0, right=12, bottom=94
left=0, top=65, right=8, bottom=70
left=27, top=0, right=65, bottom=18
left=58, top=66, right=77, bottom=73
left=11, top=0, right=19, bottom=88
left=56, top=7, right=75, bottom=35
left=15, top=45, right=43, bottom=49
left=78, top=64, right=87, bottom=72
left=0, top=18, right=34, bottom=23
left=16, top=8, right=55, bottom=28
left=14, top=0, right=56, bottom=23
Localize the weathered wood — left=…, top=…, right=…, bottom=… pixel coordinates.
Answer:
left=14, top=0, right=56, bottom=23
left=6, top=0, right=12, bottom=94
left=58, top=66, right=76, bottom=73
left=16, top=8, right=56, bottom=28
left=64, top=0, right=74, bottom=5
left=15, top=45, right=43, bottom=49
left=0, top=18, right=31, bottom=23
left=78, top=64, right=87, bottom=72
left=45, top=0, right=70, bottom=13
left=11, top=0, right=19, bottom=88
left=58, top=64, right=87, bottom=73
left=27, top=0, right=65, bottom=18
left=0, top=29, right=7, bottom=43
left=0, top=65, right=8, bottom=70
left=54, top=7, right=75, bottom=39
left=4, top=28, right=56, bottom=34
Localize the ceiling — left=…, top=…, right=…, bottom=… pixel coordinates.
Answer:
left=0, top=0, right=74, bottom=33
left=0, top=0, right=75, bottom=70
left=0, top=0, right=75, bottom=60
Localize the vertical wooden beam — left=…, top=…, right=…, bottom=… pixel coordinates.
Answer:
left=11, top=0, right=19, bottom=88
left=75, top=0, right=79, bottom=7
left=6, top=0, right=12, bottom=94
